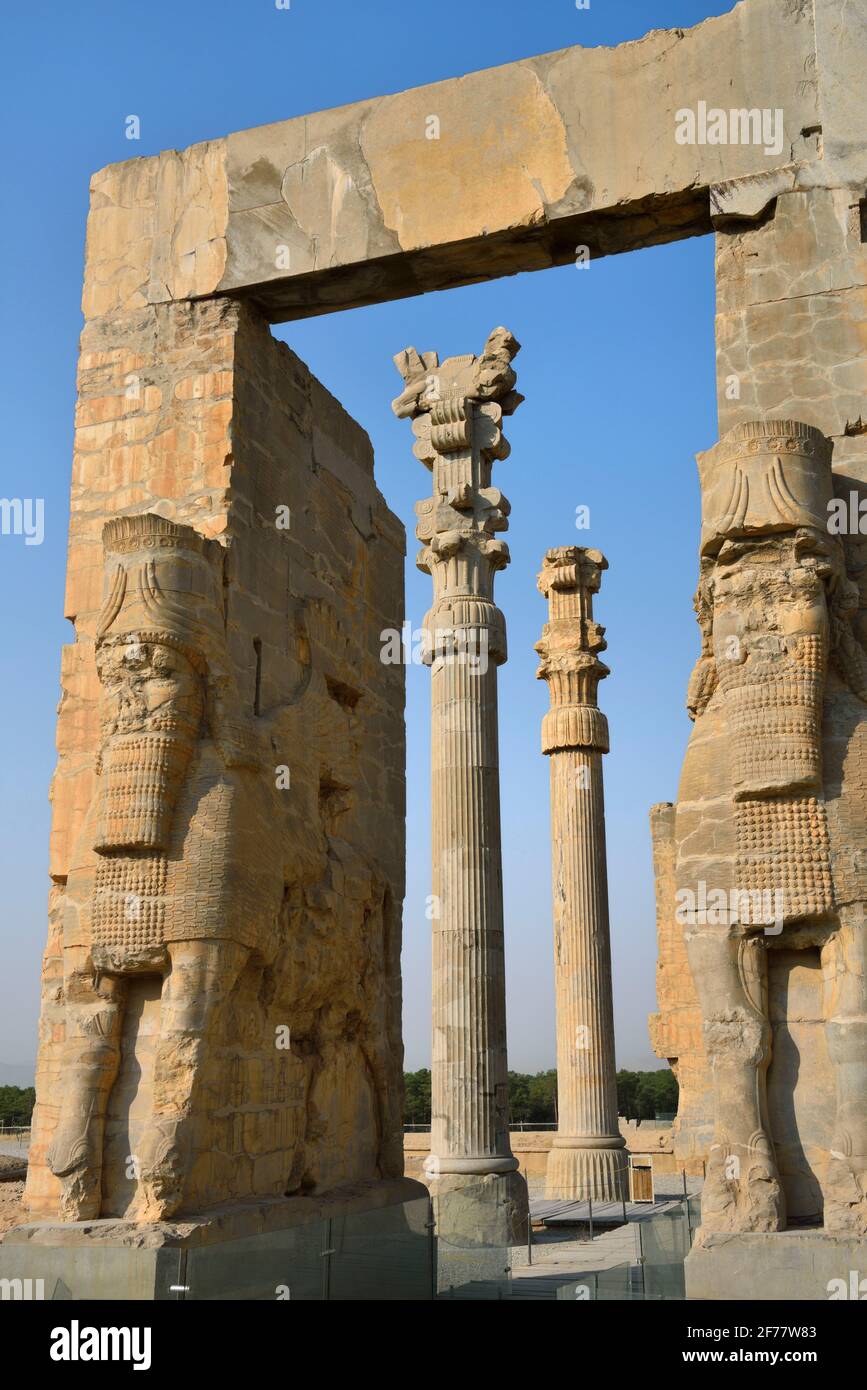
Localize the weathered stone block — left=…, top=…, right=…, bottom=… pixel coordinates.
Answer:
left=686, top=1231, right=867, bottom=1301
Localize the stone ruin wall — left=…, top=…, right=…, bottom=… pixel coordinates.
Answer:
left=648, top=0, right=867, bottom=1179
left=27, top=296, right=407, bottom=1217
left=648, top=802, right=712, bottom=1173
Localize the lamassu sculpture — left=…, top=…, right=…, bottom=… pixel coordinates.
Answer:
left=46, top=514, right=282, bottom=1220
left=26, top=489, right=407, bottom=1233
left=676, top=421, right=867, bottom=1240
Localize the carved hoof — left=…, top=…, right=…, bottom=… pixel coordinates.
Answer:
left=132, top=1120, right=186, bottom=1219
left=56, top=1168, right=102, bottom=1222
left=742, top=1165, right=786, bottom=1232
left=824, top=1154, right=867, bottom=1235
left=699, top=1140, right=784, bottom=1236
left=129, top=1175, right=183, bottom=1222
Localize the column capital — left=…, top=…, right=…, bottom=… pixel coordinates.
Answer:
left=392, top=325, right=523, bottom=434
left=393, top=328, right=523, bottom=667
left=536, top=546, right=610, bottom=754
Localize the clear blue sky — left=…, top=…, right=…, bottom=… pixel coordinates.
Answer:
left=0, top=0, right=734, bottom=1082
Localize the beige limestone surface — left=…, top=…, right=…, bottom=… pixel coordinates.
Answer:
left=10, top=0, right=867, bottom=1288
left=648, top=802, right=713, bottom=1170
left=672, top=420, right=867, bottom=1241
left=79, top=0, right=838, bottom=323
left=26, top=300, right=409, bottom=1224
left=392, top=329, right=528, bottom=1245
left=535, top=548, right=626, bottom=1200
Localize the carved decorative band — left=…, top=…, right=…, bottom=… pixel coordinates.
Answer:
left=426, top=1155, right=520, bottom=1175
left=426, top=597, right=504, bottom=629
left=541, top=704, right=609, bottom=754
left=712, top=419, right=830, bottom=463
left=97, top=628, right=209, bottom=674
left=423, top=599, right=507, bottom=664
left=429, top=396, right=472, bottom=454
left=103, top=514, right=212, bottom=557
left=541, top=663, right=607, bottom=708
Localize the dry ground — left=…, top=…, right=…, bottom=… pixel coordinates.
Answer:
left=0, top=1154, right=27, bottom=1233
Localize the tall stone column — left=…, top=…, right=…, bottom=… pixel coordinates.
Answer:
left=392, top=328, right=528, bottom=1250
left=536, top=547, right=626, bottom=1201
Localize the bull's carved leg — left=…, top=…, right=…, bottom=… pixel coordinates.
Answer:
left=686, top=929, right=784, bottom=1237
left=823, top=908, right=867, bottom=1233
left=129, top=939, right=250, bottom=1220
left=47, top=947, right=124, bottom=1220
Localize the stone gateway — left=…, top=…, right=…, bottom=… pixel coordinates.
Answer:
left=0, top=0, right=864, bottom=1301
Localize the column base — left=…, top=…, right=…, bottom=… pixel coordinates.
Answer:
left=545, top=1139, right=628, bottom=1201
left=429, top=1170, right=528, bottom=1290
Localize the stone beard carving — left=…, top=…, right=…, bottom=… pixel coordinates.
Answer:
left=391, top=329, right=528, bottom=1243
left=45, top=514, right=278, bottom=1220
left=679, top=420, right=867, bottom=1239
left=704, top=535, right=837, bottom=924
left=94, top=635, right=204, bottom=853
left=91, top=635, right=205, bottom=958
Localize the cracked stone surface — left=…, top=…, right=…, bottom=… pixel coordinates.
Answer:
left=656, top=420, right=867, bottom=1241
left=11, top=0, right=867, bottom=1290
left=648, top=802, right=713, bottom=1173
left=80, top=0, right=827, bottom=322
left=535, top=548, right=626, bottom=1201
left=23, top=298, right=413, bottom=1222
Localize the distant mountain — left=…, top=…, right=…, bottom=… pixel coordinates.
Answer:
left=0, top=1063, right=36, bottom=1089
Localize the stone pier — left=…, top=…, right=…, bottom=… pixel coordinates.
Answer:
left=536, top=548, right=626, bottom=1201
left=3, top=0, right=863, bottom=1303
left=392, top=330, right=528, bottom=1254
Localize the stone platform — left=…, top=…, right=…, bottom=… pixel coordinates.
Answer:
left=686, top=1230, right=867, bottom=1302
left=0, top=1178, right=432, bottom=1300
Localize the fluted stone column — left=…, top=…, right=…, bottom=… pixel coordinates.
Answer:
left=536, top=547, right=626, bottom=1201
left=392, top=329, right=528, bottom=1249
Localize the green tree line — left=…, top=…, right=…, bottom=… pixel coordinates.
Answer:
left=0, top=1086, right=35, bottom=1127
left=0, top=1073, right=678, bottom=1130
left=403, top=1068, right=678, bottom=1126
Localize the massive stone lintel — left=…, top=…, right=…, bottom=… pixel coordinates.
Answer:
left=536, top=547, right=626, bottom=1201
left=392, top=329, right=528, bottom=1253
left=79, top=0, right=858, bottom=326
left=77, top=4, right=867, bottom=521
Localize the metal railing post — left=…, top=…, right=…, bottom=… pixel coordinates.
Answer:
left=426, top=1197, right=436, bottom=1300
left=321, top=1218, right=334, bottom=1301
